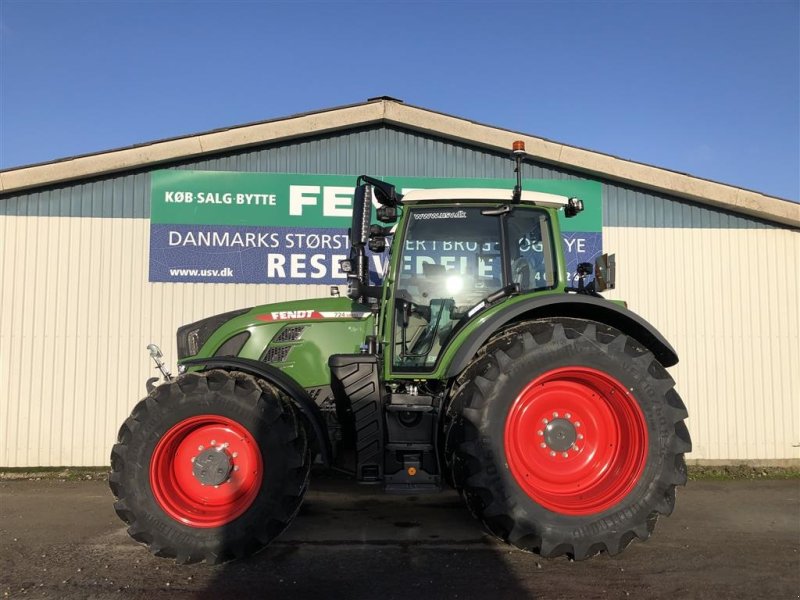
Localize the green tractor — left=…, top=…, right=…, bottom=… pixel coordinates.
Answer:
left=110, top=142, right=691, bottom=564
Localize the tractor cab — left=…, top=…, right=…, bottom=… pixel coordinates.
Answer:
left=383, top=191, right=564, bottom=371
left=341, top=172, right=583, bottom=374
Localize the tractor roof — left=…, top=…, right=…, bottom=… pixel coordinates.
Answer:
left=401, top=188, right=569, bottom=208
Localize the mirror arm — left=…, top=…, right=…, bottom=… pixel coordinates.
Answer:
left=357, top=175, right=403, bottom=206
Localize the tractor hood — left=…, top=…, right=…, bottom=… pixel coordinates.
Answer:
left=177, top=297, right=374, bottom=388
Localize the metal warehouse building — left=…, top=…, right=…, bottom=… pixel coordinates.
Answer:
left=1, top=97, right=798, bottom=468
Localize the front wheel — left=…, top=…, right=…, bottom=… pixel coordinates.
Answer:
left=109, top=370, right=311, bottom=564
left=446, top=318, right=691, bottom=560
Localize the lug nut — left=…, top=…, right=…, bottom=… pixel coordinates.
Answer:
left=565, top=412, right=572, bottom=419
left=198, top=445, right=204, bottom=451
left=577, top=434, right=584, bottom=440
left=537, top=430, right=543, bottom=436
left=540, top=442, right=547, bottom=448
left=562, top=452, right=568, bottom=458
left=549, top=451, right=556, bottom=457
left=210, top=440, right=216, bottom=446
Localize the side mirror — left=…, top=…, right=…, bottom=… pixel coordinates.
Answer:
left=594, top=253, right=616, bottom=291
left=564, top=197, right=584, bottom=218
left=358, top=175, right=401, bottom=207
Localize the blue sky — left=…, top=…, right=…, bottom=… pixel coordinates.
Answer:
left=1, top=1, right=798, bottom=200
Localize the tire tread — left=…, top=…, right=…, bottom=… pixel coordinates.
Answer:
left=446, top=317, right=691, bottom=561
left=108, top=369, right=311, bottom=564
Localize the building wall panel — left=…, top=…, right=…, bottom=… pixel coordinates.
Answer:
left=0, top=216, right=331, bottom=466
left=603, top=225, right=799, bottom=462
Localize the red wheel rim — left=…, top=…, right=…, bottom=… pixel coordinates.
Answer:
left=504, top=367, right=648, bottom=515
left=150, top=415, right=263, bottom=528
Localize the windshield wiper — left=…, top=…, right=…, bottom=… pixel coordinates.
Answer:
left=465, top=284, right=517, bottom=318
left=481, top=204, right=512, bottom=216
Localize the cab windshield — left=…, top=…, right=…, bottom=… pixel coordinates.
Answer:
left=392, top=205, right=556, bottom=370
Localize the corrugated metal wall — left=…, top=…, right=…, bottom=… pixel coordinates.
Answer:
left=601, top=184, right=798, bottom=462
left=602, top=226, right=799, bottom=461
left=1, top=125, right=798, bottom=466
left=0, top=215, right=331, bottom=466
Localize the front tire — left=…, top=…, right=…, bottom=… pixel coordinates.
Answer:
left=109, top=370, right=311, bottom=564
left=446, top=318, right=691, bottom=560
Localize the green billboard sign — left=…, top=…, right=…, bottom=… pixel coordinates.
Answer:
left=149, top=170, right=602, bottom=284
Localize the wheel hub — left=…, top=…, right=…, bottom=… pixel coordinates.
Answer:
left=192, top=447, right=233, bottom=486
left=504, top=366, right=648, bottom=515
left=543, top=418, right=576, bottom=452
left=150, top=415, right=263, bottom=528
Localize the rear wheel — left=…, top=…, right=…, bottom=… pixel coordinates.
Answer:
left=109, top=370, right=310, bottom=564
left=446, top=318, right=691, bottom=560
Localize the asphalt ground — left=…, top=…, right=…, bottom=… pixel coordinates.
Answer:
left=1, top=473, right=798, bottom=600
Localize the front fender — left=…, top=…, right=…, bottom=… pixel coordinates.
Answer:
left=445, top=294, right=678, bottom=378
left=180, top=356, right=332, bottom=466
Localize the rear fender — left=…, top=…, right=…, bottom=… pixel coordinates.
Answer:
left=180, top=356, right=332, bottom=466
left=445, top=294, right=678, bottom=378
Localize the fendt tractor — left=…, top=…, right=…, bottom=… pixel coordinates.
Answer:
left=110, top=141, right=691, bottom=564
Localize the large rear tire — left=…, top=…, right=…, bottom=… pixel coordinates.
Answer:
left=446, top=318, right=691, bottom=560
left=109, top=370, right=310, bottom=564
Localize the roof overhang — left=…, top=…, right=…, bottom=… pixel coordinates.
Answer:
left=1, top=98, right=797, bottom=227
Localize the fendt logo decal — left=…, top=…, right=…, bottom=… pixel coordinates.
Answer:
left=256, top=310, right=371, bottom=322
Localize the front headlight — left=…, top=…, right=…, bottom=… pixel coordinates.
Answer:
left=186, top=328, right=201, bottom=356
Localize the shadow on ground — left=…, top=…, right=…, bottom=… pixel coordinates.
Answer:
left=202, top=469, right=530, bottom=599
left=1, top=475, right=798, bottom=599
